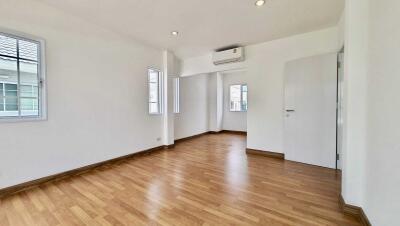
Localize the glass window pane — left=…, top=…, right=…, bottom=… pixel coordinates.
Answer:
left=230, top=85, right=242, bottom=111
left=230, top=85, right=241, bottom=101
left=0, top=97, right=4, bottom=111
left=242, top=92, right=247, bottom=102
left=20, top=61, right=38, bottom=86
left=21, top=98, right=39, bottom=116
left=5, top=84, right=17, bottom=97
left=149, top=103, right=159, bottom=114
left=230, top=101, right=241, bottom=111
left=242, top=90, right=248, bottom=111
left=5, top=97, right=18, bottom=111
left=0, top=97, right=19, bottom=117
left=149, top=83, right=158, bottom=102
left=149, top=70, right=159, bottom=83
left=0, top=56, right=18, bottom=85
left=21, top=98, right=33, bottom=110
left=148, top=69, right=161, bottom=114
left=242, top=85, right=248, bottom=111
left=0, top=83, right=3, bottom=96
left=20, top=85, right=39, bottom=98
left=19, top=40, right=38, bottom=62
left=242, top=101, right=248, bottom=111
left=20, top=61, right=39, bottom=115
left=20, top=85, right=32, bottom=97
left=0, top=35, right=17, bottom=57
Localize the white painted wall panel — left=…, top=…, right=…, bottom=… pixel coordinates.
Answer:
left=0, top=0, right=163, bottom=189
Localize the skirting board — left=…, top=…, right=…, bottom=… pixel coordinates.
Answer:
left=208, top=130, right=247, bottom=135
left=174, top=132, right=211, bottom=143
left=246, top=148, right=285, bottom=159
left=175, top=130, right=247, bottom=143
left=339, top=195, right=371, bottom=226
left=220, top=130, right=247, bottom=135
left=0, top=145, right=168, bottom=199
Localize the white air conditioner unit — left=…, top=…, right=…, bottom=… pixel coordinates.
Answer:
left=212, top=47, right=245, bottom=65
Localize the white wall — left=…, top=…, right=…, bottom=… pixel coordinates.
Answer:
left=341, top=0, right=369, bottom=208
left=0, top=0, right=164, bottom=189
left=174, top=74, right=209, bottom=140
left=364, top=1, right=400, bottom=224
left=182, top=27, right=340, bottom=153
left=337, top=11, right=345, bottom=48
left=342, top=0, right=400, bottom=225
left=222, top=71, right=247, bottom=132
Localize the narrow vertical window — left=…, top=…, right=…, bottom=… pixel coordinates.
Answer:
left=0, top=32, right=45, bottom=120
left=229, top=84, right=248, bottom=112
left=148, top=68, right=162, bottom=114
left=173, top=77, right=180, bottom=113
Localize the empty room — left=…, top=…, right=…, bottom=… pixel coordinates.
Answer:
left=0, top=0, right=399, bottom=225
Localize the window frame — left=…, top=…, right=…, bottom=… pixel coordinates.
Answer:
left=229, top=84, right=248, bottom=112
left=147, top=67, right=163, bottom=115
left=0, top=29, right=47, bottom=123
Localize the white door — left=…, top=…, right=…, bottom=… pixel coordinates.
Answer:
left=284, top=53, right=337, bottom=169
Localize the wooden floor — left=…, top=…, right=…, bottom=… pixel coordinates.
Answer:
left=0, top=133, right=361, bottom=226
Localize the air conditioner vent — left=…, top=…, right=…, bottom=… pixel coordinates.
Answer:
left=212, top=47, right=245, bottom=65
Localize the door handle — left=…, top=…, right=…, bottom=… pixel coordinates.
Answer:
left=286, top=110, right=295, bottom=112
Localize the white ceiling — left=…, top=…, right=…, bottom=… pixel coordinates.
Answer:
left=37, top=0, right=344, bottom=59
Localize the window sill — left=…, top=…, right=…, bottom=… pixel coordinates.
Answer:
left=0, top=116, right=47, bottom=123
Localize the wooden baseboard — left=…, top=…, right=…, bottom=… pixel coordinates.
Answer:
left=163, top=144, right=175, bottom=149
left=246, top=148, right=285, bottom=159
left=0, top=145, right=166, bottom=199
left=174, top=132, right=211, bottom=143
left=177, top=130, right=247, bottom=140
left=339, top=194, right=371, bottom=226
left=221, top=130, right=247, bottom=135
left=208, top=130, right=247, bottom=135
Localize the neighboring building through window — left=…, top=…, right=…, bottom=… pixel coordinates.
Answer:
left=173, top=77, right=180, bottom=113
left=148, top=68, right=162, bottom=114
left=0, top=32, right=44, bottom=119
left=229, top=84, right=248, bottom=112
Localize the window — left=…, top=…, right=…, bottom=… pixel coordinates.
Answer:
left=148, top=68, right=162, bottom=114
left=0, top=32, right=45, bottom=120
left=173, top=77, right=180, bottom=113
left=229, top=84, right=248, bottom=112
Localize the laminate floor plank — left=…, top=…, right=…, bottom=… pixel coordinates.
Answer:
left=0, top=133, right=361, bottom=225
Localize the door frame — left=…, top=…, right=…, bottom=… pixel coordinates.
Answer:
left=336, top=46, right=345, bottom=170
